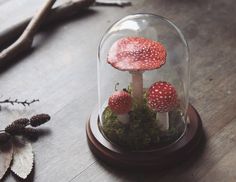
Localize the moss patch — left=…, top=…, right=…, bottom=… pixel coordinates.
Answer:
left=102, top=104, right=185, bottom=150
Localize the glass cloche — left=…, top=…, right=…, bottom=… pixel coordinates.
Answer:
left=97, top=14, right=189, bottom=150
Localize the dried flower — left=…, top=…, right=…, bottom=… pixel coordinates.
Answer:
left=30, top=114, right=50, bottom=127
left=0, top=133, right=11, bottom=144
left=12, top=118, right=29, bottom=127
left=5, top=123, right=26, bottom=135
left=1, top=113, right=50, bottom=141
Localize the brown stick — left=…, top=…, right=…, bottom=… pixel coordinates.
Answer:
left=0, top=0, right=126, bottom=47
left=0, top=0, right=56, bottom=62
left=95, top=0, right=131, bottom=7
left=0, top=0, right=126, bottom=62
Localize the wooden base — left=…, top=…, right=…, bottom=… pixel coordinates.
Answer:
left=86, top=104, right=203, bottom=169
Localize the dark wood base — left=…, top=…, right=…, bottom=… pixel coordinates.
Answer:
left=86, top=104, right=203, bottom=169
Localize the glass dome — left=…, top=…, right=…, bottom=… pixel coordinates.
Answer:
left=97, top=14, right=190, bottom=151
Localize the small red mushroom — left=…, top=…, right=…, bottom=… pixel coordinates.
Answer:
left=107, top=37, right=166, bottom=106
left=108, top=90, right=132, bottom=124
left=147, top=81, right=177, bottom=131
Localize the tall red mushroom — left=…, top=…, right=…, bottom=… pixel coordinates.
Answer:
left=108, top=90, right=132, bottom=124
left=147, top=81, right=177, bottom=131
left=107, top=37, right=166, bottom=106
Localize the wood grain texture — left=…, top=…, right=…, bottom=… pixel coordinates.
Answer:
left=0, top=0, right=236, bottom=181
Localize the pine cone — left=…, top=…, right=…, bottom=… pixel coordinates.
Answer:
left=30, top=114, right=50, bottom=127
left=0, top=133, right=11, bottom=144
left=22, top=128, right=39, bottom=139
left=12, top=118, right=29, bottom=127
left=5, top=122, right=26, bottom=135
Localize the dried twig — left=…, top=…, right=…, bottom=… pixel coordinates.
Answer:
left=0, top=0, right=95, bottom=49
left=0, top=0, right=129, bottom=63
left=95, top=0, right=131, bottom=7
left=0, top=0, right=56, bottom=62
left=0, top=98, right=39, bottom=106
left=0, top=0, right=130, bottom=48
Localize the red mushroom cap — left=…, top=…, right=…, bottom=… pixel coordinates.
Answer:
left=107, top=37, right=167, bottom=71
left=108, top=91, right=132, bottom=115
left=147, top=81, right=177, bottom=113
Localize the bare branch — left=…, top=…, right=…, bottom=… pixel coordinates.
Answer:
left=0, top=0, right=56, bottom=62
left=0, top=0, right=129, bottom=63
left=0, top=0, right=95, bottom=48
left=95, top=0, right=131, bottom=7
left=0, top=99, right=39, bottom=107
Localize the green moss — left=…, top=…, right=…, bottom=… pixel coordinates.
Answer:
left=102, top=105, right=158, bottom=150
left=102, top=104, right=185, bottom=151
left=102, top=89, right=185, bottom=150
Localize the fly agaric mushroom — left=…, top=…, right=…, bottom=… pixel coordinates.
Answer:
left=108, top=90, right=132, bottom=124
left=107, top=37, right=166, bottom=106
left=147, top=81, right=177, bottom=131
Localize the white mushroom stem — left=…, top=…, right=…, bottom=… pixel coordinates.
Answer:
left=131, top=71, right=143, bottom=105
left=117, top=114, right=129, bottom=124
left=157, top=112, right=169, bottom=131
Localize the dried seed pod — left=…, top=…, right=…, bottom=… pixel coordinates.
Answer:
left=12, top=118, right=29, bottom=127
left=0, top=132, right=11, bottom=144
left=22, top=128, right=39, bottom=140
left=30, top=114, right=50, bottom=127
left=5, top=122, right=26, bottom=135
